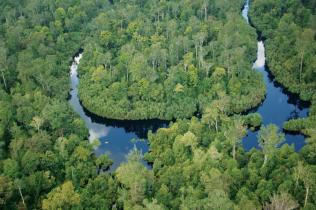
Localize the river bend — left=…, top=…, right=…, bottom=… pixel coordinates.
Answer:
left=68, top=1, right=309, bottom=170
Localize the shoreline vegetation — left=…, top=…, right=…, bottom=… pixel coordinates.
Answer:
left=249, top=0, right=316, bottom=139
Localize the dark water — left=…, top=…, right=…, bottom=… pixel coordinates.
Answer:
left=69, top=53, right=167, bottom=170
left=241, top=0, right=309, bottom=151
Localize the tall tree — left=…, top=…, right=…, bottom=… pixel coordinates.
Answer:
left=258, top=124, right=285, bottom=167
left=295, top=29, right=314, bottom=85
left=224, top=119, right=247, bottom=159
left=294, top=162, right=315, bottom=207
left=0, top=46, right=8, bottom=90
left=201, top=107, right=220, bottom=133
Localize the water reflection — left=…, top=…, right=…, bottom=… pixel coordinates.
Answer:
left=69, top=53, right=167, bottom=170
left=82, top=106, right=168, bottom=139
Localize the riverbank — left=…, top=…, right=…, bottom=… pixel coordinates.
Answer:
left=241, top=0, right=310, bottom=150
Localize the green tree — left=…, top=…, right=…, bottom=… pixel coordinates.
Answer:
left=30, top=116, right=44, bottom=133
left=294, top=162, right=315, bottom=207
left=0, top=176, right=13, bottom=207
left=96, top=154, right=113, bottom=172
left=116, top=148, right=153, bottom=208
left=42, top=181, right=80, bottom=210
left=258, top=124, right=285, bottom=167
left=224, top=119, right=247, bottom=159
left=0, top=46, right=8, bottom=90
left=201, top=107, right=220, bottom=133
left=295, top=29, right=314, bottom=84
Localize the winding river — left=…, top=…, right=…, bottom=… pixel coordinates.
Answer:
left=241, top=0, right=309, bottom=150
left=68, top=0, right=309, bottom=169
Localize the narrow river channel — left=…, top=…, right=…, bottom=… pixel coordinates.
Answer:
left=241, top=0, right=309, bottom=151
left=68, top=0, right=310, bottom=170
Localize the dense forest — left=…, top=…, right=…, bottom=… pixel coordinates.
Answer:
left=78, top=0, right=265, bottom=120
left=0, top=0, right=315, bottom=210
left=0, top=0, right=117, bottom=209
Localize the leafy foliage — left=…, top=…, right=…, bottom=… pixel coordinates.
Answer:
left=0, top=0, right=314, bottom=209
left=78, top=0, right=265, bottom=120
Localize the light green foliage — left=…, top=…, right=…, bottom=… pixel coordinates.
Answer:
left=0, top=0, right=315, bottom=209
left=143, top=199, right=165, bottom=210
left=0, top=176, right=13, bottom=207
left=96, top=154, right=113, bottom=171
left=258, top=124, right=285, bottom=167
left=144, top=115, right=316, bottom=209
left=224, top=118, right=247, bottom=159
left=116, top=148, right=154, bottom=209
left=42, top=181, right=80, bottom=210
left=243, top=113, right=262, bottom=130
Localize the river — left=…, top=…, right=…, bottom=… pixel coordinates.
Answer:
left=69, top=52, right=167, bottom=170
left=241, top=0, right=309, bottom=151
left=68, top=1, right=309, bottom=170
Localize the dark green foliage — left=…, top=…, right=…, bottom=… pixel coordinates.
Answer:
left=0, top=0, right=114, bottom=209
left=243, top=113, right=262, bottom=130
left=0, top=0, right=314, bottom=209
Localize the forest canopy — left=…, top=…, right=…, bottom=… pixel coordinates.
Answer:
left=0, top=0, right=315, bottom=209
left=78, top=0, right=265, bottom=120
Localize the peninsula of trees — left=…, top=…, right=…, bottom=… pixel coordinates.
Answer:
left=78, top=0, right=265, bottom=120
